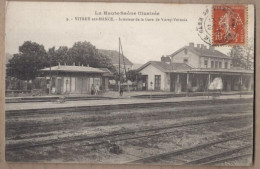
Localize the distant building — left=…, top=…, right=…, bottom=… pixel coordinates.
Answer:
left=137, top=43, right=254, bottom=93
left=132, top=63, right=143, bottom=70
left=40, top=65, right=112, bottom=94
left=98, top=49, right=133, bottom=72
left=169, top=42, right=232, bottom=69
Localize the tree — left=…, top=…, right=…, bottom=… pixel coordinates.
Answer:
left=47, top=47, right=55, bottom=66
left=66, top=41, right=115, bottom=71
left=7, top=41, right=48, bottom=82
left=7, top=40, right=117, bottom=85
left=113, top=71, right=126, bottom=83
left=229, top=39, right=254, bottom=70
left=46, top=42, right=116, bottom=72
left=5, top=53, right=13, bottom=64
left=98, top=53, right=116, bottom=72
left=54, top=46, right=69, bottom=65
left=126, top=70, right=142, bottom=82
left=46, top=46, right=69, bottom=66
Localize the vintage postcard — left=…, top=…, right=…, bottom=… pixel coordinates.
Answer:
left=5, top=2, right=255, bottom=166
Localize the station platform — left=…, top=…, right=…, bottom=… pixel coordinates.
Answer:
left=5, top=94, right=253, bottom=111
left=5, top=91, right=253, bottom=103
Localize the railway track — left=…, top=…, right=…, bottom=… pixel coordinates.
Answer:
left=129, top=132, right=252, bottom=164
left=6, top=114, right=252, bottom=151
left=184, top=144, right=252, bottom=165
left=203, top=154, right=252, bottom=165
left=6, top=102, right=252, bottom=131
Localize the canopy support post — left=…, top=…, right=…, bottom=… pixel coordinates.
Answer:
left=186, top=73, right=189, bottom=97
left=208, top=73, right=211, bottom=98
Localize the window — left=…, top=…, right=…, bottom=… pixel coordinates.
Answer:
left=183, top=58, right=188, bottom=63
left=225, top=62, right=228, bottom=69
left=211, top=61, right=214, bottom=68
left=154, top=75, right=161, bottom=90
left=192, top=78, right=197, bottom=87
left=219, top=62, right=222, bottom=68
left=204, top=60, right=208, bottom=68
left=215, top=61, right=218, bottom=68
left=94, top=78, right=101, bottom=86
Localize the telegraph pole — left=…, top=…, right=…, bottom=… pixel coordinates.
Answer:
left=119, top=39, right=129, bottom=92
left=118, top=37, right=121, bottom=94
left=49, top=51, right=52, bottom=94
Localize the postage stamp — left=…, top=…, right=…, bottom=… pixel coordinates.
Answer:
left=212, top=5, right=247, bottom=46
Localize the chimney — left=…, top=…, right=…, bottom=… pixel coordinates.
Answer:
left=166, top=56, right=171, bottom=64
left=201, top=44, right=207, bottom=49
left=161, top=56, right=171, bottom=64
left=58, top=62, right=60, bottom=68
left=189, top=42, right=194, bottom=47
left=197, top=44, right=201, bottom=48
left=161, top=55, right=165, bottom=62
left=82, top=64, right=84, bottom=67
left=87, top=64, right=89, bottom=67
left=73, top=62, right=75, bottom=66
left=209, top=45, right=215, bottom=51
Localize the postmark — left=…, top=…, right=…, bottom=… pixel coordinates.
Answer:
left=212, top=5, right=246, bottom=46
left=196, top=6, right=212, bottom=45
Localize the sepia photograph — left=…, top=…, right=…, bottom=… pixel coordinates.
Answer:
left=5, top=2, right=255, bottom=166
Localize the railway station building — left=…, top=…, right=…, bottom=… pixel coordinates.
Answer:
left=137, top=43, right=254, bottom=93
left=40, top=64, right=113, bottom=94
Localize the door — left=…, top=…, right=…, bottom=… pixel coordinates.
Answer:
left=76, top=77, right=83, bottom=93
left=154, top=75, right=161, bottom=90
left=142, top=75, right=148, bottom=90
left=81, top=78, right=89, bottom=93
left=56, top=79, right=62, bottom=94
left=170, top=74, right=175, bottom=92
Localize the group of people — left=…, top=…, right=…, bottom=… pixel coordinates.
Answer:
left=91, top=84, right=100, bottom=95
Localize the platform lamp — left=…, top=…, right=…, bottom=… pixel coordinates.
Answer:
left=48, top=47, right=55, bottom=95
left=150, top=81, right=153, bottom=99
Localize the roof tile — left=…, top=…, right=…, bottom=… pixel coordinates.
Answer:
left=98, top=49, right=133, bottom=65
left=138, top=61, right=192, bottom=72
left=169, top=45, right=232, bottom=59
left=40, top=66, right=107, bottom=73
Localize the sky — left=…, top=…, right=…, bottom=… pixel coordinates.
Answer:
left=5, top=2, right=254, bottom=64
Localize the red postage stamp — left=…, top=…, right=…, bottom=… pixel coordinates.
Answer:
left=212, top=5, right=246, bottom=46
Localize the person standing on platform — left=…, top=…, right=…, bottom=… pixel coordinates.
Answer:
left=120, top=87, right=123, bottom=96
left=91, top=84, right=95, bottom=95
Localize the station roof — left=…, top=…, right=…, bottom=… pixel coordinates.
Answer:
left=173, top=68, right=254, bottom=75
left=40, top=65, right=107, bottom=74
left=137, top=61, right=253, bottom=75
left=137, top=61, right=192, bottom=72
left=99, top=68, right=114, bottom=77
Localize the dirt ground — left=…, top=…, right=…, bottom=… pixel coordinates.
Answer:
left=5, top=99, right=254, bottom=165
